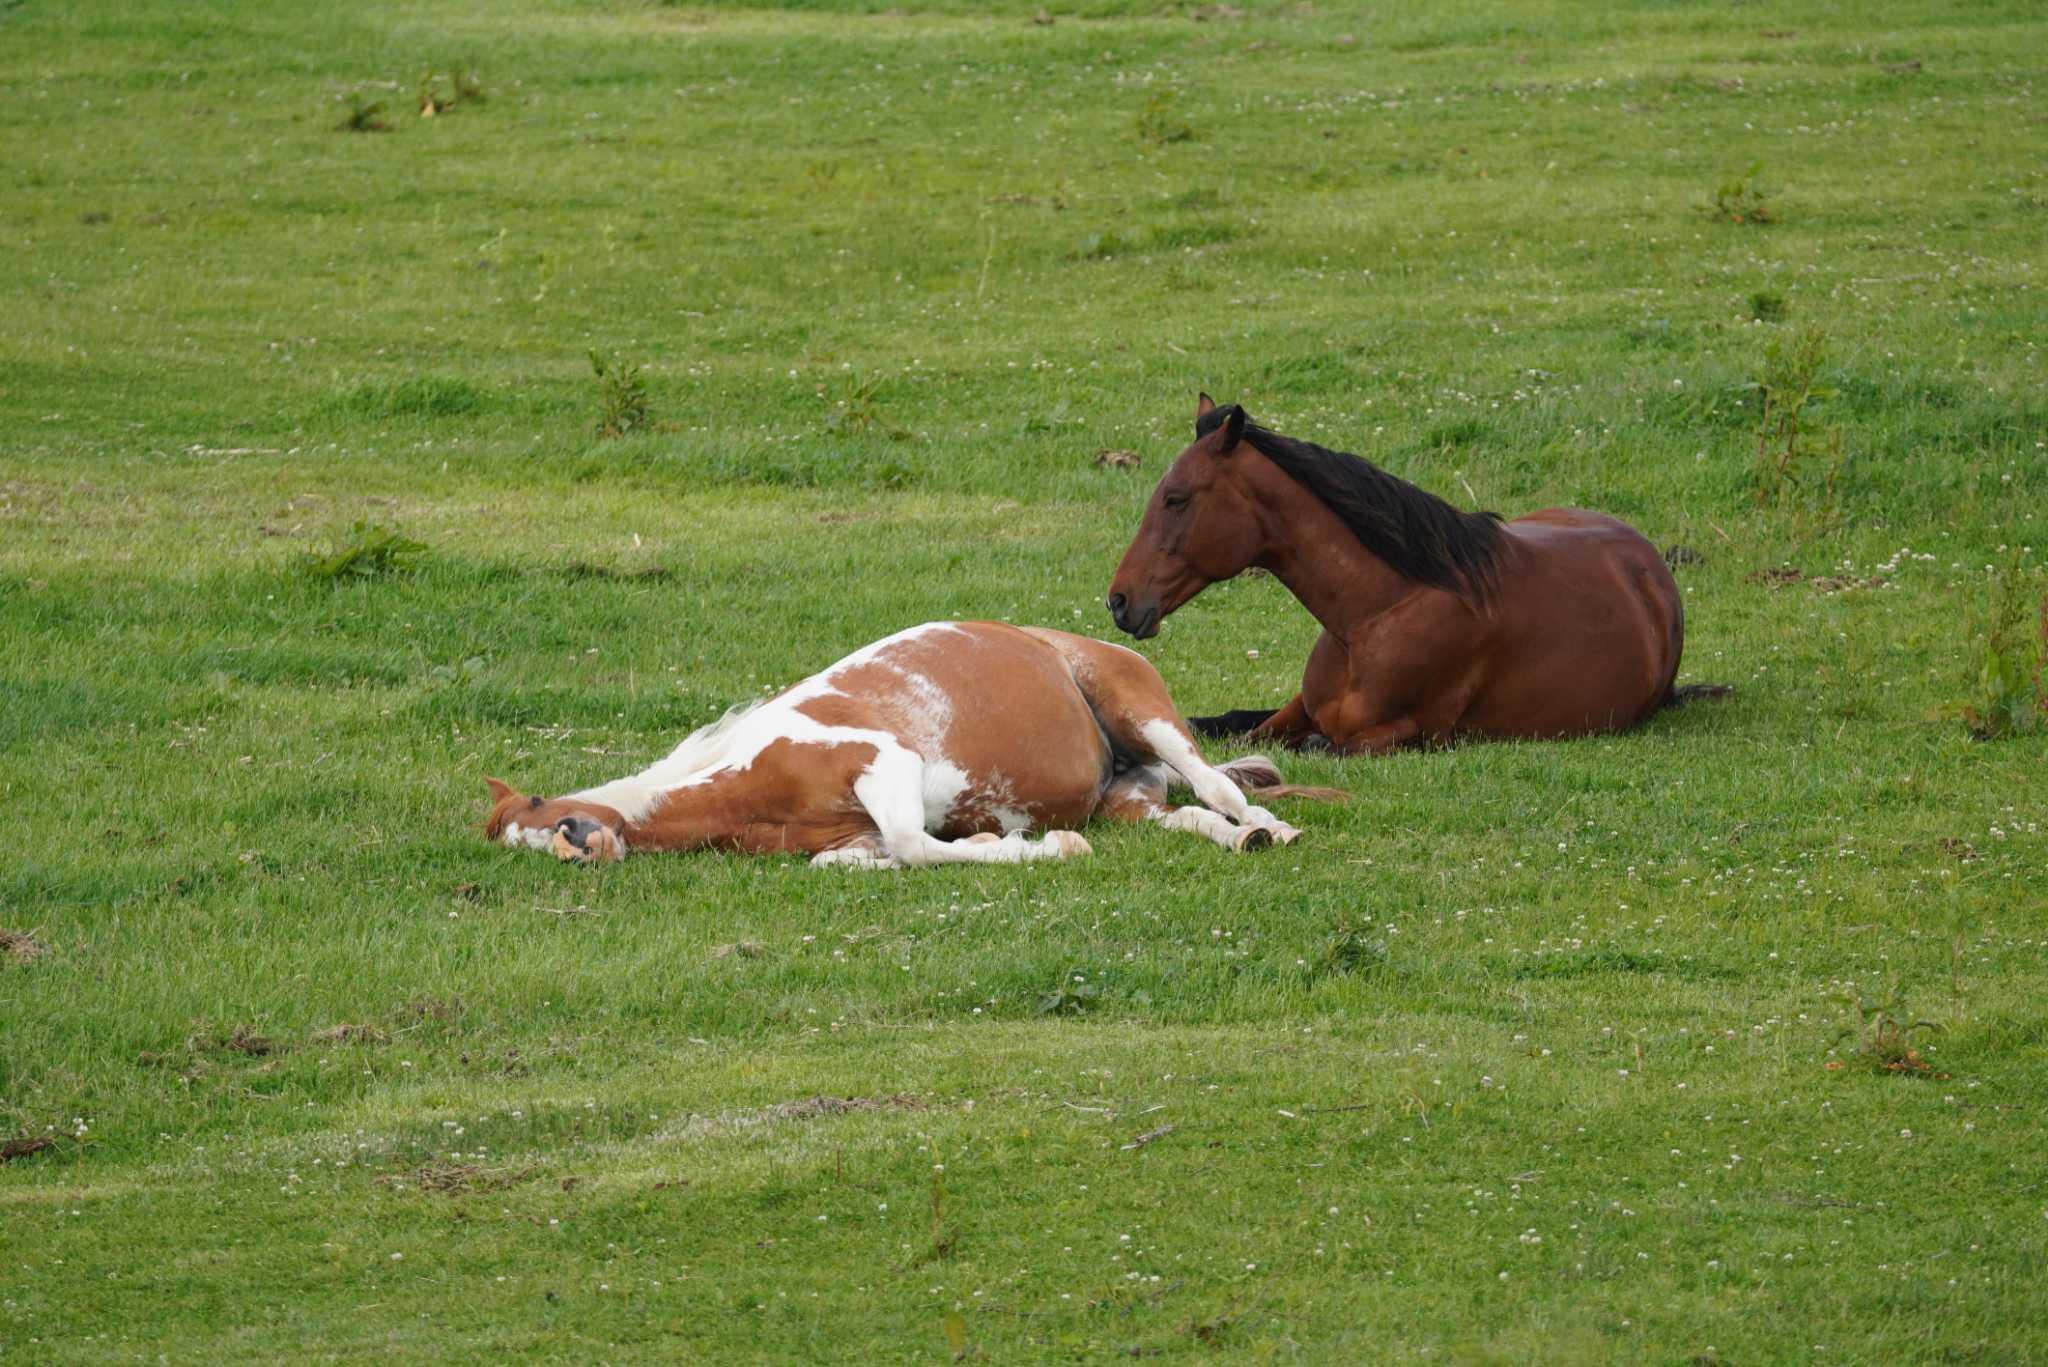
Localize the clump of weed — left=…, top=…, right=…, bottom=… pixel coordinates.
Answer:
left=297, top=521, right=428, bottom=581
left=590, top=350, right=651, bottom=437
left=1746, top=324, right=1846, bottom=534
left=1749, top=289, right=1788, bottom=321
left=1074, top=229, right=1133, bottom=260
left=1956, top=552, right=2047, bottom=740
left=1312, top=923, right=1388, bottom=981
left=418, top=62, right=486, bottom=117
left=1829, top=980, right=1944, bottom=1074
left=828, top=372, right=910, bottom=440
left=1701, top=161, right=1775, bottom=224
left=1036, top=972, right=1099, bottom=1016
left=1135, top=90, right=1195, bottom=147
left=332, top=376, right=488, bottom=421
left=337, top=92, right=393, bottom=134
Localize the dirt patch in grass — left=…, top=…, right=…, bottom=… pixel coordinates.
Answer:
left=764, top=1094, right=923, bottom=1122
left=1, top=1136, right=58, bottom=1164
left=312, top=1022, right=390, bottom=1045
left=1747, top=566, right=1888, bottom=593
left=379, top=1162, right=544, bottom=1194
left=1, top=929, right=49, bottom=965
left=185, top=1024, right=282, bottom=1056
left=658, top=1093, right=929, bottom=1145
left=548, top=560, right=677, bottom=583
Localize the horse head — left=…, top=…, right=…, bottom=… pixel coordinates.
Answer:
left=1106, top=394, right=1270, bottom=639
left=481, top=777, right=628, bottom=864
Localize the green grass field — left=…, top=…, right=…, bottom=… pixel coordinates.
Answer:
left=4, top=0, right=2046, bottom=1359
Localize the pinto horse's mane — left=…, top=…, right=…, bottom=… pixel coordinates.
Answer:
left=565, top=699, right=766, bottom=822
left=1197, top=404, right=1507, bottom=602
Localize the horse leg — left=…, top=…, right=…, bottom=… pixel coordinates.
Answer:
left=850, top=747, right=1092, bottom=867
left=1326, top=715, right=1423, bottom=756
left=810, top=837, right=903, bottom=871
left=1097, top=767, right=1274, bottom=853
left=1244, top=694, right=1324, bottom=749
left=1022, top=629, right=1300, bottom=844
left=1189, top=707, right=1279, bottom=739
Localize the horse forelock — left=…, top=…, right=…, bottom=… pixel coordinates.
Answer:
left=1196, top=405, right=1505, bottom=601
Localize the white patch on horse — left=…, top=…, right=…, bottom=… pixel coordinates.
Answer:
left=501, top=821, right=554, bottom=852
left=567, top=622, right=968, bottom=823
left=920, top=757, right=973, bottom=829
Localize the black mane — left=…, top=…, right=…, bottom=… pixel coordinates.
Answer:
left=1197, top=404, right=1506, bottom=601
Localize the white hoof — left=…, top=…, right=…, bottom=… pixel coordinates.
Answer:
left=960, top=831, right=1004, bottom=845
left=1041, top=830, right=1093, bottom=859
left=1230, top=824, right=1274, bottom=853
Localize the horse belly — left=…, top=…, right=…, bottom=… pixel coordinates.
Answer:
left=814, top=622, right=1115, bottom=837
left=925, top=729, right=1110, bottom=837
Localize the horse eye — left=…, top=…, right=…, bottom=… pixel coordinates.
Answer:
left=1162, top=493, right=1190, bottom=510
left=528, top=795, right=544, bottom=809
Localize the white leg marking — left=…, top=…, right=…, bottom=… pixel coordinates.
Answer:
left=810, top=845, right=904, bottom=871
left=850, top=747, right=1089, bottom=867
left=1159, top=806, right=1254, bottom=851
left=1138, top=720, right=1302, bottom=845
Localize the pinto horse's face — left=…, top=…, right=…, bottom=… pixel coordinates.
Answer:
left=482, top=778, right=628, bottom=864
left=1106, top=396, right=1267, bottom=639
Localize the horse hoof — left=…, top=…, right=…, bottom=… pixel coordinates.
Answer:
left=1043, top=830, right=1093, bottom=859
left=961, top=831, right=1004, bottom=845
left=549, top=828, right=588, bottom=862
left=1268, top=823, right=1302, bottom=846
left=1231, top=826, right=1273, bottom=853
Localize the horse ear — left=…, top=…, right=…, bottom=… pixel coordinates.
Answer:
left=485, top=777, right=517, bottom=805
left=1195, top=392, right=1216, bottom=418
left=1215, top=403, right=1246, bottom=451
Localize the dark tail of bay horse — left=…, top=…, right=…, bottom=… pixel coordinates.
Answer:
left=1191, top=682, right=1732, bottom=742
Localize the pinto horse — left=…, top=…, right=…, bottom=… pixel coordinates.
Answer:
left=1106, top=396, right=1726, bottom=754
left=484, top=621, right=1338, bottom=870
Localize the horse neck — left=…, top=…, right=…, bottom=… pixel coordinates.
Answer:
left=1239, top=453, right=1420, bottom=630
left=615, top=771, right=754, bottom=852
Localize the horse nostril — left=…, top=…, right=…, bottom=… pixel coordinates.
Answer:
left=1107, top=593, right=1127, bottom=617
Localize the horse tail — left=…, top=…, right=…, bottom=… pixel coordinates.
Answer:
left=1218, top=755, right=1350, bottom=804
left=1663, top=682, right=1734, bottom=709
left=1191, top=708, right=1279, bottom=739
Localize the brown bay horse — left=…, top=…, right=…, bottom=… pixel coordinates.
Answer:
left=1106, top=396, right=1726, bottom=755
left=485, top=621, right=1340, bottom=870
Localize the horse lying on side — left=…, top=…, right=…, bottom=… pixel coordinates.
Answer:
left=483, top=621, right=1342, bottom=870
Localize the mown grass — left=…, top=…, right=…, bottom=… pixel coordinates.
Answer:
left=2, top=0, right=2045, bottom=1360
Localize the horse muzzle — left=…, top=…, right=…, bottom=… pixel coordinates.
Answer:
left=1105, top=591, right=1161, bottom=640
left=551, top=815, right=625, bottom=864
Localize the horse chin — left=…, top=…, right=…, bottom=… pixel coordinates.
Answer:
left=1113, top=601, right=1163, bottom=639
